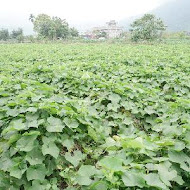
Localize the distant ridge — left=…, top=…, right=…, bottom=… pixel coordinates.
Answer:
left=120, top=0, right=190, bottom=32
left=151, top=0, right=190, bottom=31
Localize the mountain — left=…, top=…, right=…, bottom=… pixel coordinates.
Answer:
left=151, top=0, right=190, bottom=31
left=120, top=0, right=190, bottom=32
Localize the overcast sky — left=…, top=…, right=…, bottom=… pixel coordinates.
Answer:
left=0, top=0, right=171, bottom=34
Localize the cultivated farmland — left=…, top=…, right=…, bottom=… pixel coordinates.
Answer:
left=0, top=43, right=190, bottom=189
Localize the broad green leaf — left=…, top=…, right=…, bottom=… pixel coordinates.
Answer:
left=168, top=151, right=190, bottom=172
left=11, top=119, right=26, bottom=131
left=108, top=94, right=121, bottom=104
left=26, top=147, right=44, bottom=165
left=78, top=165, right=97, bottom=176
left=42, top=141, right=60, bottom=159
left=27, top=120, right=39, bottom=129
left=46, top=159, right=56, bottom=177
left=156, top=162, right=177, bottom=186
left=99, top=157, right=123, bottom=171
left=64, top=150, right=84, bottom=167
left=121, top=137, right=144, bottom=149
left=107, top=103, right=120, bottom=112
left=90, top=181, right=108, bottom=190
left=88, top=126, right=98, bottom=142
left=0, top=154, right=13, bottom=172
left=65, top=187, right=77, bottom=190
left=173, top=141, right=185, bottom=151
left=0, top=171, right=10, bottom=188
left=26, top=113, right=39, bottom=121
left=123, top=117, right=133, bottom=125
left=46, top=116, right=64, bottom=132
left=28, top=180, right=47, bottom=190
left=76, top=175, right=92, bottom=186
left=144, top=173, right=167, bottom=189
left=8, top=133, right=21, bottom=144
left=122, top=171, right=145, bottom=187
left=144, top=106, right=155, bottom=115
left=6, top=108, right=19, bottom=117
left=62, top=139, right=75, bottom=151
left=26, top=107, right=38, bottom=113
left=64, top=117, right=79, bottom=129
left=16, top=131, right=40, bottom=152
left=10, top=162, right=27, bottom=179
left=26, top=164, right=46, bottom=181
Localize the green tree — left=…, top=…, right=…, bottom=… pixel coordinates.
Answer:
left=29, top=14, right=35, bottom=23
left=52, top=17, right=70, bottom=39
left=33, top=14, right=53, bottom=39
left=70, top=27, right=79, bottom=37
left=32, top=14, right=74, bottom=40
left=0, top=29, right=9, bottom=41
left=11, top=28, right=24, bottom=42
left=25, top=35, right=35, bottom=42
left=130, top=14, right=166, bottom=42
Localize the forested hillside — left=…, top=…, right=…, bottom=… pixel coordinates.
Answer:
left=121, top=0, right=190, bottom=32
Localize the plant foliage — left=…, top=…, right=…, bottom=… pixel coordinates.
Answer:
left=31, top=14, right=79, bottom=40
left=130, top=14, right=166, bottom=42
left=0, top=43, right=189, bottom=189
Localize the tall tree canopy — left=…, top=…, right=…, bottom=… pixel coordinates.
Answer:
left=130, top=14, right=166, bottom=41
left=31, top=14, right=78, bottom=40
left=0, top=29, right=9, bottom=41
left=11, top=28, right=23, bottom=38
left=69, top=27, right=79, bottom=38
left=11, top=28, right=24, bottom=42
left=29, top=14, right=35, bottom=23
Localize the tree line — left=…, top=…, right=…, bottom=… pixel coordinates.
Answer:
left=0, top=14, right=79, bottom=42
left=1, top=13, right=187, bottom=42
left=0, top=28, right=24, bottom=42
left=130, top=14, right=166, bottom=42
left=29, top=14, right=79, bottom=40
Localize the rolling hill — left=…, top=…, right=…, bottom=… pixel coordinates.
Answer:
left=120, top=0, right=190, bottom=32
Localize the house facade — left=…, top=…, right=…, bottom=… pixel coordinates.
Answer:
left=84, top=20, right=123, bottom=39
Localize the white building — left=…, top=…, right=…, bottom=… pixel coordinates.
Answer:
left=85, top=20, right=123, bottom=39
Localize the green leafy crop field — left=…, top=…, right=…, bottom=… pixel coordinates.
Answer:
left=0, top=43, right=190, bottom=190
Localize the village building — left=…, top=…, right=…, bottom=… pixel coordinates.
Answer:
left=84, top=20, right=123, bottom=39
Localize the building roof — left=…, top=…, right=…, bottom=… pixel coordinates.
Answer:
left=91, top=20, right=123, bottom=32
left=84, top=20, right=123, bottom=37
